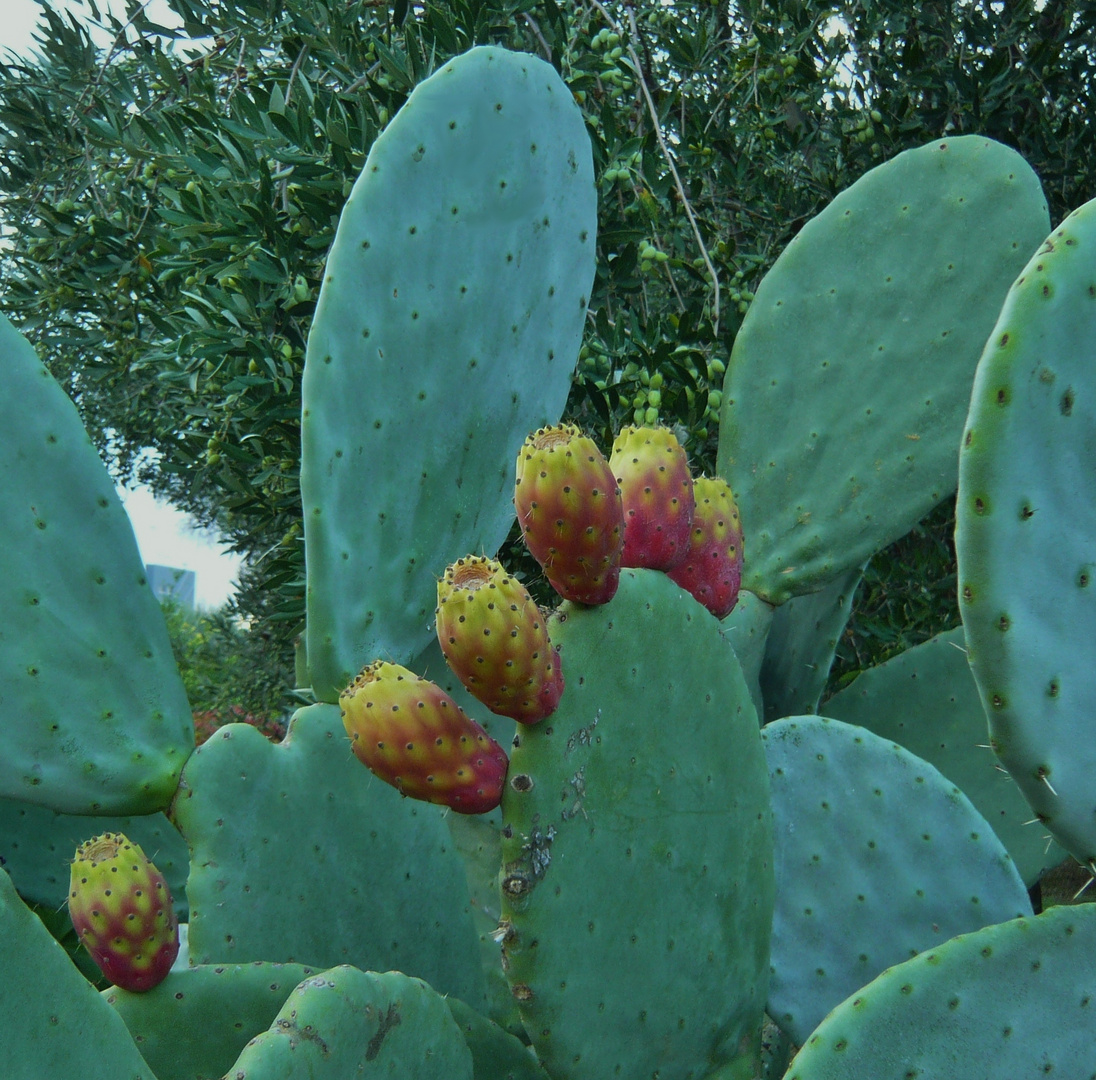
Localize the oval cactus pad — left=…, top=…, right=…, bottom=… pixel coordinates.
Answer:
left=173, top=704, right=484, bottom=1006
left=717, top=137, right=1049, bottom=604
left=0, top=313, right=194, bottom=815
left=824, top=627, right=1066, bottom=885
left=784, top=905, right=1096, bottom=1079
left=302, top=46, right=596, bottom=701
left=957, top=199, right=1096, bottom=870
left=762, top=715, right=1030, bottom=1046
left=500, top=569, right=773, bottom=1080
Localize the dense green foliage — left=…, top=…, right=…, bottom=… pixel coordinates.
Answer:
left=1, top=0, right=1093, bottom=706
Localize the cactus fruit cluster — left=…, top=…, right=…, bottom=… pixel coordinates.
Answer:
left=3, top=40, right=1096, bottom=1080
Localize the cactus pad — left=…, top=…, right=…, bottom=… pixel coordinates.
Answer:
left=0, top=313, right=194, bottom=814
left=956, top=198, right=1096, bottom=869
left=302, top=46, right=596, bottom=700
left=173, top=703, right=485, bottom=1006
left=500, top=569, right=773, bottom=1080
left=784, top=905, right=1096, bottom=1079
left=762, top=715, right=1031, bottom=1045
left=717, top=136, right=1049, bottom=604
left=824, top=627, right=1066, bottom=884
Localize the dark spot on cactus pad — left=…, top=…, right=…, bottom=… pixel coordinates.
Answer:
left=995, top=387, right=1009, bottom=405
left=1081, top=570, right=1091, bottom=587
left=1061, top=389, right=1075, bottom=415
left=1020, top=504, right=1034, bottom=519
left=998, top=333, right=1010, bottom=347
left=973, top=497, right=986, bottom=514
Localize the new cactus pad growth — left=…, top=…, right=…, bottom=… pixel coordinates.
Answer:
left=68, top=832, right=179, bottom=993
left=340, top=660, right=509, bottom=814
left=514, top=424, right=624, bottom=605
left=436, top=555, right=563, bottom=724
left=609, top=425, right=696, bottom=570
left=665, top=476, right=743, bottom=618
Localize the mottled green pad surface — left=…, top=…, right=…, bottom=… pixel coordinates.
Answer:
left=302, top=45, right=596, bottom=701
left=824, top=628, right=1066, bottom=885
left=718, top=137, right=1049, bottom=605
left=720, top=587, right=774, bottom=721
left=226, top=966, right=474, bottom=1080
left=104, top=961, right=315, bottom=1080
left=763, top=715, right=1031, bottom=1046
left=0, top=866, right=156, bottom=1080
left=173, top=703, right=484, bottom=1006
left=0, top=797, right=190, bottom=916
left=759, top=564, right=863, bottom=723
left=447, top=997, right=549, bottom=1080
left=0, top=313, right=194, bottom=814
left=957, top=199, right=1096, bottom=868
left=501, top=569, right=774, bottom=1080
left=784, top=904, right=1096, bottom=1079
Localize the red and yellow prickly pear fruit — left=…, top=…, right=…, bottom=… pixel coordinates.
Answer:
left=609, top=425, right=696, bottom=571
left=68, top=832, right=180, bottom=993
left=665, top=476, right=743, bottom=619
left=436, top=556, right=564, bottom=724
left=514, top=423, right=625, bottom=605
left=340, top=661, right=509, bottom=814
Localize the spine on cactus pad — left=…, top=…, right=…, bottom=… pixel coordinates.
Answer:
left=68, top=832, right=180, bottom=993
left=609, top=424, right=696, bottom=571
left=514, top=424, right=624, bottom=605
left=665, top=476, right=743, bottom=619
left=339, top=661, right=509, bottom=814
left=435, top=555, right=563, bottom=724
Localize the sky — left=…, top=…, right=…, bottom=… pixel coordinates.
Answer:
left=2, top=0, right=244, bottom=610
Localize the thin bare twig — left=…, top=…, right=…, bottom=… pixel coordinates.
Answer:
left=588, top=1, right=721, bottom=333
left=523, top=13, right=552, bottom=62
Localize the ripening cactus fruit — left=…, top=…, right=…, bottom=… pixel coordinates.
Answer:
left=68, top=832, right=180, bottom=993
left=610, top=425, right=696, bottom=571
left=340, top=661, right=509, bottom=814
left=436, top=555, right=564, bottom=724
left=665, top=476, right=743, bottom=618
left=514, top=423, right=625, bottom=605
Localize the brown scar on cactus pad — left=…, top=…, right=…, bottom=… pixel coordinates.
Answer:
left=68, top=831, right=180, bottom=993
left=514, top=423, right=625, bottom=605
left=339, top=660, right=509, bottom=814
left=436, top=555, right=564, bottom=723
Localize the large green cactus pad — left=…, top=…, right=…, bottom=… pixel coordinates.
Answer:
left=784, top=904, right=1096, bottom=1079
left=956, top=199, right=1096, bottom=869
left=446, top=996, right=551, bottom=1080
left=762, top=715, right=1030, bottom=1046
left=104, top=961, right=316, bottom=1080
left=0, top=798, right=190, bottom=916
left=823, top=628, right=1066, bottom=884
left=0, top=313, right=194, bottom=814
left=302, top=45, right=596, bottom=701
left=0, top=866, right=156, bottom=1079
left=225, top=966, right=474, bottom=1080
left=500, top=569, right=774, bottom=1080
left=718, top=137, right=1049, bottom=604
left=172, top=703, right=484, bottom=1006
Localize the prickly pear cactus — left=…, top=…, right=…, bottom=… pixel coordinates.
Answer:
left=956, top=197, right=1096, bottom=872
left=718, top=136, right=1050, bottom=605
left=302, top=46, right=597, bottom=701
left=0, top=313, right=194, bottom=815
left=499, top=569, right=773, bottom=1080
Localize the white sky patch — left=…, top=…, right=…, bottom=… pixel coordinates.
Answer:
left=116, top=484, right=244, bottom=610
left=0, top=0, right=182, bottom=58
